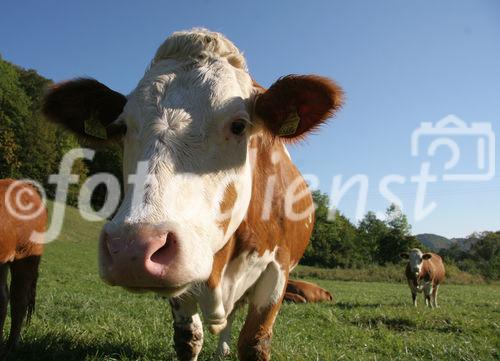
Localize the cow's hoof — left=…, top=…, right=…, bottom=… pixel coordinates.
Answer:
left=215, top=341, right=231, bottom=359
left=208, top=319, right=227, bottom=335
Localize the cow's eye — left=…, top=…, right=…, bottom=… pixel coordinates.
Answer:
left=230, top=120, right=247, bottom=136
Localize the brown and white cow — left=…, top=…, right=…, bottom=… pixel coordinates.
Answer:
left=42, top=29, right=343, bottom=360
left=400, top=248, right=445, bottom=308
left=0, top=179, right=46, bottom=353
left=283, top=279, right=333, bottom=303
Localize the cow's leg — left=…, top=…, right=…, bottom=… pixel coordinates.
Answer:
left=170, top=296, right=204, bottom=361
left=283, top=292, right=307, bottom=304
left=7, top=255, right=40, bottom=350
left=238, top=262, right=287, bottom=361
left=215, top=309, right=236, bottom=358
left=408, top=281, right=417, bottom=307
left=432, top=284, right=439, bottom=308
left=197, top=284, right=226, bottom=335
left=0, top=263, right=9, bottom=343
left=423, top=282, right=433, bottom=308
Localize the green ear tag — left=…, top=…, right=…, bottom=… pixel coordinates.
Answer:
left=84, top=116, right=108, bottom=140
left=278, top=110, right=300, bottom=136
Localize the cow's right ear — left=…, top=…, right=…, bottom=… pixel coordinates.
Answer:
left=42, top=78, right=127, bottom=146
left=400, top=252, right=409, bottom=259
left=254, top=75, right=343, bottom=142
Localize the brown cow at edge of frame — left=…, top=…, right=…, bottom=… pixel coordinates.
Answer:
left=400, top=248, right=445, bottom=308
left=0, top=179, right=46, bottom=354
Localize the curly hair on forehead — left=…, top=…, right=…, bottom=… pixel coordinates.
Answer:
left=152, top=28, right=247, bottom=71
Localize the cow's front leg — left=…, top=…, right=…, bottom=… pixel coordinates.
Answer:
left=170, top=296, right=204, bottom=361
left=197, top=284, right=227, bottom=335
left=215, top=309, right=236, bottom=358
left=238, top=261, right=287, bottom=361
left=411, top=291, right=417, bottom=307
left=432, top=284, right=440, bottom=308
left=423, top=282, right=433, bottom=308
left=408, top=281, right=417, bottom=307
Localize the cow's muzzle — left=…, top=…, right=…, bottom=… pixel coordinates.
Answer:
left=99, top=222, right=184, bottom=292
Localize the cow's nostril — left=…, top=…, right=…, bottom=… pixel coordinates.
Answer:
left=150, top=232, right=177, bottom=265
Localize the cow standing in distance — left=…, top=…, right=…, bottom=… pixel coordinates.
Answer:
left=0, top=179, right=46, bottom=353
left=400, top=248, right=445, bottom=308
left=42, top=29, right=344, bottom=361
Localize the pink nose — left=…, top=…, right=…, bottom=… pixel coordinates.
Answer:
left=99, top=224, right=179, bottom=289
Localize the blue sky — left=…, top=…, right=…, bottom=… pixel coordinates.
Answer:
left=1, top=0, right=499, bottom=238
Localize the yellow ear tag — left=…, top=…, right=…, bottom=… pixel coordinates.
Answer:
left=84, top=116, right=108, bottom=140
left=278, top=110, right=301, bottom=136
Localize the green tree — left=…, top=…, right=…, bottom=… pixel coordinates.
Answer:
left=377, top=204, right=420, bottom=264
left=0, top=57, right=92, bottom=205
left=357, top=211, right=387, bottom=263
left=302, top=191, right=359, bottom=268
left=469, top=231, right=500, bottom=279
left=0, top=56, right=30, bottom=178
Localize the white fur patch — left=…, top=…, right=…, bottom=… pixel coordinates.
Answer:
left=252, top=259, right=286, bottom=310
left=408, top=248, right=424, bottom=275
left=219, top=248, right=278, bottom=316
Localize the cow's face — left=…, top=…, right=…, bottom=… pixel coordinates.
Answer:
left=104, top=33, right=257, bottom=294
left=401, top=249, right=432, bottom=276
left=43, top=29, right=343, bottom=295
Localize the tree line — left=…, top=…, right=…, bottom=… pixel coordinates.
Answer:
left=305, top=190, right=499, bottom=280
left=303, top=191, right=421, bottom=268
left=440, top=231, right=499, bottom=280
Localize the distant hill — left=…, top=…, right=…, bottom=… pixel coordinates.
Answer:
left=415, top=234, right=480, bottom=252
left=452, top=237, right=475, bottom=251
left=415, top=233, right=453, bottom=251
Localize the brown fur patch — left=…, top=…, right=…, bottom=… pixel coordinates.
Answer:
left=207, top=134, right=314, bottom=291
left=235, top=135, right=313, bottom=262
left=283, top=292, right=307, bottom=303
left=0, top=179, right=45, bottom=349
left=217, top=182, right=238, bottom=235
left=207, top=236, right=236, bottom=289
left=238, top=303, right=281, bottom=361
left=0, top=179, right=46, bottom=262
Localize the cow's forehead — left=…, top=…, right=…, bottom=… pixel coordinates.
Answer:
left=126, top=58, right=253, bottom=132
left=132, top=30, right=251, bottom=115
left=409, top=249, right=423, bottom=259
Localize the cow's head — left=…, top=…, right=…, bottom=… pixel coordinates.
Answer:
left=400, top=248, right=432, bottom=276
left=43, top=29, right=343, bottom=296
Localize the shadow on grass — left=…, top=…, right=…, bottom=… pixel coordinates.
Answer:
left=336, top=302, right=404, bottom=309
left=2, top=332, right=175, bottom=361
left=351, top=316, right=417, bottom=332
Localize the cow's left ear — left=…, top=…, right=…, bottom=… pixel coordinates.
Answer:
left=254, top=75, right=344, bottom=141
left=42, top=78, right=127, bottom=146
left=422, top=253, right=433, bottom=260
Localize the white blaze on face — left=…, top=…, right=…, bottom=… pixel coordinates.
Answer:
left=409, top=249, right=424, bottom=276
left=110, top=29, right=255, bottom=283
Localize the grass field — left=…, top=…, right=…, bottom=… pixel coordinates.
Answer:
left=3, top=204, right=499, bottom=360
